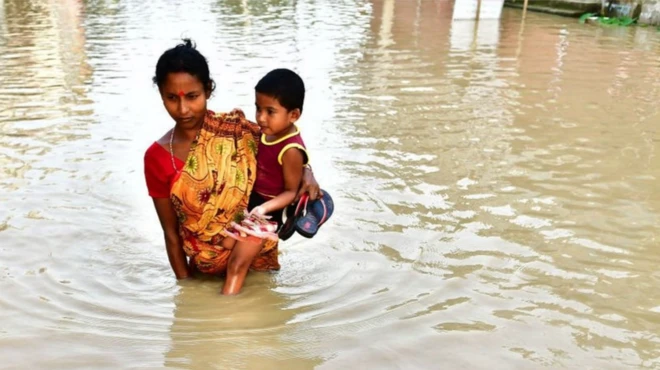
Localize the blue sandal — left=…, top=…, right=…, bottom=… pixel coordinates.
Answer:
left=295, top=190, right=334, bottom=239
left=278, top=193, right=308, bottom=241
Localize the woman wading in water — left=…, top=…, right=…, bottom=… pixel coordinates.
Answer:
left=144, top=39, right=321, bottom=294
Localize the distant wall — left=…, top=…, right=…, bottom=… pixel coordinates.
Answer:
left=504, top=0, right=660, bottom=25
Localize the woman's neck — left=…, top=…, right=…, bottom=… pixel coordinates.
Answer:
left=174, top=119, right=203, bottom=142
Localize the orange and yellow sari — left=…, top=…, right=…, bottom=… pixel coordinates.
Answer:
left=170, top=110, right=279, bottom=274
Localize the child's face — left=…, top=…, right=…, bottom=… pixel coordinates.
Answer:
left=255, top=92, right=300, bottom=136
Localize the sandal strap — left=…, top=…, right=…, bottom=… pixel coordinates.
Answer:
left=318, top=198, right=328, bottom=226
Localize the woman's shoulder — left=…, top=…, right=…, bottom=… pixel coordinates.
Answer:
left=143, top=139, right=173, bottom=197
left=144, top=138, right=168, bottom=163
left=207, top=108, right=261, bottom=137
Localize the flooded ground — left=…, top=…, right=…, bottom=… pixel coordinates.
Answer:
left=1, top=0, right=659, bottom=369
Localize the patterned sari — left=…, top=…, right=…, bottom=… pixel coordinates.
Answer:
left=170, top=110, right=279, bottom=274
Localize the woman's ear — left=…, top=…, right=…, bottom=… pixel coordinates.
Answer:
left=205, top=81, right=214, bottom=99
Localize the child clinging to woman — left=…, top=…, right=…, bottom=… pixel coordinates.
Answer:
left=249, top=68, right=310, bottom=229
left=225, top=68, right=333, bottom=249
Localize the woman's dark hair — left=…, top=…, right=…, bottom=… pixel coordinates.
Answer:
left=153, top=38, right=216, bottom=94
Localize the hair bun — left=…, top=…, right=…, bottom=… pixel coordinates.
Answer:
left=181, top=38, right=195, bottom=49
left=153, top=38, right=215, bottom=95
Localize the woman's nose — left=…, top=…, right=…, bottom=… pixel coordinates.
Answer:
left=178, top=100, right=189, bottom=115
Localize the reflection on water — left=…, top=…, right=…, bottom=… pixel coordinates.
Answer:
left=1, top=0, right=659, bottom=369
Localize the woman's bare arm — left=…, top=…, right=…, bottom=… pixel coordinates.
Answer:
left=297, top=165, right=322, bottom=201
left=152, top=198, right=191, bottom=279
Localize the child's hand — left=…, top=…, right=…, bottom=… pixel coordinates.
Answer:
left=250, top=206, right=268, bottom=217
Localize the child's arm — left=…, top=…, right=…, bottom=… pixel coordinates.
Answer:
left=253, top=148, right=305, bottom=215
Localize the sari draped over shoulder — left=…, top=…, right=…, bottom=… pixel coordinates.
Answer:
left=170, top=110, right=279, bottom=274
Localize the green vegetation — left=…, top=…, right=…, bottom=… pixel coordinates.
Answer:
left=579, top=13, right=636, bottom=26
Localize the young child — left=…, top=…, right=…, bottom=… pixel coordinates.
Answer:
left=249, top=68, right=309, bottom=227
left=226, top=68, right=332, bottom=243
left=224, top=68, right=307, bottom=244
left=221, top=69, right=333, bottom=294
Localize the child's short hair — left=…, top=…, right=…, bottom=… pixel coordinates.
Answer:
left=255, top=68, right=305, bottom=113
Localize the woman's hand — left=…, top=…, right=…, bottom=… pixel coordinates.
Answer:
left=297, top=165, right=322, bottom=201
left=229, top=107, right=245, bottom=116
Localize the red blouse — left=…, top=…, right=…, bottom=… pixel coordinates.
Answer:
left=144, top=142, right=184, bottom=198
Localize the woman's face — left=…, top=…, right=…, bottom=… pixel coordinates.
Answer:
left=159, top=72, right=210, bottom=129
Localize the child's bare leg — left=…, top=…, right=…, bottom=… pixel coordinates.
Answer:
left=222, top=240, right=265, bottom=295
left=220, top=236, right=236, bottom=251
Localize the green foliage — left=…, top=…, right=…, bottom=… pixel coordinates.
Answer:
left=579, top=12, right=596, bottom=24
left=579, top=13, right=637, bottom=27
